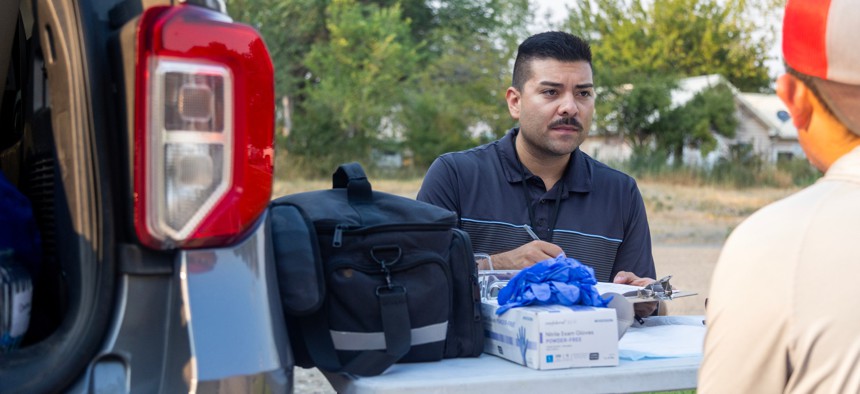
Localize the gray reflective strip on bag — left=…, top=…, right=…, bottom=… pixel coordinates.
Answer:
left=330, top=321, right=449, bottom=351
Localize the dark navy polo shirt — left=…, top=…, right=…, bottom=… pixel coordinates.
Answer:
left=417, top=128, right=655, bottom=282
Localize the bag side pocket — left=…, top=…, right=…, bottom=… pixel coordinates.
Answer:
left=445, top=228, right=484, bottom=358
left=270, top=204, right=325, bottom=315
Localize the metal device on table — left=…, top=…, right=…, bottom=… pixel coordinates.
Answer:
left=478, top=269, right=518, bottom=300
left=620, top=275, right=697, bottom=303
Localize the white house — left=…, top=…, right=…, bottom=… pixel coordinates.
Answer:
left=581, top=75, right=803, bottom=167
left=735, top=92, right=804, bottom=162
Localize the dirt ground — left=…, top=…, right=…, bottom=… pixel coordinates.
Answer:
left=274, top=178, right=800, bottom=393
left=639, top=181, right=798, bottom=315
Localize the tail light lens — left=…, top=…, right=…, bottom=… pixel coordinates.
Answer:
left=134, top=5, right=274, bottom=249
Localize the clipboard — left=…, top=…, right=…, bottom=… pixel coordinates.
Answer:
left=595, top=276, right=697, bottom=303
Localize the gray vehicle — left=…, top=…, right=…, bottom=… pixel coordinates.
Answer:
left=0, top=0, right=292, bottom=392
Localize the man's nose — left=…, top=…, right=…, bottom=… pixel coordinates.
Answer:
left=558, top=93, right=579, bottom=117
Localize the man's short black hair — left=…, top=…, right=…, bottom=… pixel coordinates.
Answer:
left=511, top=31, right=593, bottom=91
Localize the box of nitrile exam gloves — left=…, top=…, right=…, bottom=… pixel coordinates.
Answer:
left=481, top=300, right=619, bottom=370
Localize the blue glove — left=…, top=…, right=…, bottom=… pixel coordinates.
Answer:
left=495, top=255, right=610, bottom=315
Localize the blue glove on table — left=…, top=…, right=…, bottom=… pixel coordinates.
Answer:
left=496, top=255, right=610, bottom=315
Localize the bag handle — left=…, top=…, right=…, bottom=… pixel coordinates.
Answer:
left=301, top=286, right=411, bottom=376
left=332, top=162, right=373, bottom=204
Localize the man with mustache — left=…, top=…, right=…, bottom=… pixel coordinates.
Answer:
left=417, top=31, right=657, bottom=313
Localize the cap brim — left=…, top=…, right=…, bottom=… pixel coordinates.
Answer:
left=812, top=78, right=860, bottom=135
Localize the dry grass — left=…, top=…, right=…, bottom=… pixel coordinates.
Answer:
left=641, top=181, right=799, bottom=245
left=638, top=182, right=797, bottom=315
left=272, top=177, right=424, bottom=199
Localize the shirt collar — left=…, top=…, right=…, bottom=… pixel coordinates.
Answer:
left=825, top=144, right=860, bottom=181
left=497, top=127, right=593, bottom=194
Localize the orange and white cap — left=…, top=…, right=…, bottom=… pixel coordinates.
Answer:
left=783, top=0, right=860, bottom=133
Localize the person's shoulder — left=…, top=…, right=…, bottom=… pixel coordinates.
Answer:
left=436, top=140, right=501, bottom=167
left=744, top=182, right=825, bottom=223
left=714, top=185, right=826, bottom=290
left=453, top=139, right=501, bottom=157
left=724, top=183, right=824, bottom=249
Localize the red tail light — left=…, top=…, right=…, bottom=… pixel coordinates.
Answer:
left=134, top=5, right=274, bottom=249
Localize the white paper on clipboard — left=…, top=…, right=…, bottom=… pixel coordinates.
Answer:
left=595, top=282, right=697, bottom=303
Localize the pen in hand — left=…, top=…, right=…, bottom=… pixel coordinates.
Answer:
left=524, top=225, right=540, bottom=241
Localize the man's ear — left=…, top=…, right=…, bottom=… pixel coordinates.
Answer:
left=777, top=73, right=813, bottom=130
left=505, top=87, right=521, bottom=120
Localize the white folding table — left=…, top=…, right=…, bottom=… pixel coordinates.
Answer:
left=326, top=316, right=704, bottom=394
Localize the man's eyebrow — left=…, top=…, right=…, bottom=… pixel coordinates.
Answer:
left=538, top=81, right=564, bottom=88
left=537, top=81, right=594, bottom=89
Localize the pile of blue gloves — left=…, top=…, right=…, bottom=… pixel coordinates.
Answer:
left=496, top=255, right=610, bottom=315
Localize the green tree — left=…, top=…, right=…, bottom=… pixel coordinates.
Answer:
left=399, top=0, right=531, bottom=168
left=364, top=0, right=435, bottom=43
left=600, top=76, right=738, bottom=164
left=227, top=0, right=326, bottom=109
left=653, top=82, right=739, bottom=163
left=230, top=0, right=538, bottom=175
left=400, top=37, right=509, bottom=168
left=565, top=0, right=772, bottom=92
left=566, top=0, right=763, bottom=164
left=597, top=75, right=677, bottom=150
left=287, top=0, right=421, bottom=175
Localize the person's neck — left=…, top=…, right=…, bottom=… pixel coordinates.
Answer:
left=516, top=139, right=570, bottom=192
left=808, top=102, right=860, bottom=172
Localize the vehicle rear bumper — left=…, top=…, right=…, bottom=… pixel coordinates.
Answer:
left=72, top=212, right=292, bottom=393
left=180, top=212, right=292, bottom=392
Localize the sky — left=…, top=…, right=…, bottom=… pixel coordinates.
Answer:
left=531, top=0, right=576, bottom=33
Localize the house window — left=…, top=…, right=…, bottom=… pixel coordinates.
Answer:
left=777, top=152, right=794, bottom=162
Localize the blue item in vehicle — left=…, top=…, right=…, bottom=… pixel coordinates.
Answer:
left=496, top=255, right=610, bottom=315
left=0, top=171, right=41, bottom=275
left=1, top=249, right=33, bottom=353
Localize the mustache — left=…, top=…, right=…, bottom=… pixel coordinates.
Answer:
left=549, top=117, right=583, bottom=130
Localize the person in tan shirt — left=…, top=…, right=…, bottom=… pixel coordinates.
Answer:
left=699, top=0, right=860, bottom=392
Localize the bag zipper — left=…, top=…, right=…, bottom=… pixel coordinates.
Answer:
left=319, top=222, right=453, bottom=248
left=329, top=250, right=451, bottom=274
left=332, top=224, right=348, bottom=247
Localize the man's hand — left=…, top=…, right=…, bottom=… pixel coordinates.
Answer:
left=613, top=271, right=658, bottom=318
left=613, top=271, right=654, bottom=287
left=489, top=241, right=564, bottom=270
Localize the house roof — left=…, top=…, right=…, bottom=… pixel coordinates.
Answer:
left=736, top=92, right=797, bottom=140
